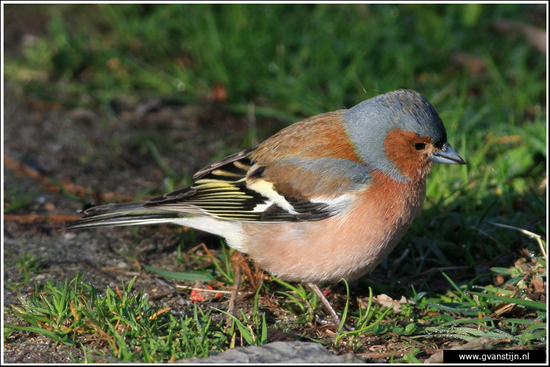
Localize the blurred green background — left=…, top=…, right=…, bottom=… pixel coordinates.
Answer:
left=5, top=3, right=546, bottom=113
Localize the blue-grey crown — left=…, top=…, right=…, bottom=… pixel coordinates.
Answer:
left=342, top=89, right=447, bottom=181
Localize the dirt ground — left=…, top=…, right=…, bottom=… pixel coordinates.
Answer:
left=2, top=66, right=288, bottom=359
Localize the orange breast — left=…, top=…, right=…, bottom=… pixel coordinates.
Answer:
left=240, top=171, right=426, bottom=283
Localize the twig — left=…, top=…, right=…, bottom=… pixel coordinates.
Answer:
left=174, top=284, right=251, bottom=296
left=471, top=226, right=506, bottom=248
left=489, top=222, right=546, bottom=259
left=4, top=213, right=82, bottom=223
left=4, top=155, right=133, bottom=202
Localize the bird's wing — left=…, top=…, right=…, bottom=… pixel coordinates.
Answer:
left=145, top=146, right=277, bottom=221
left=146, top=113, right=372, bottom=222
left=145, top=146, right=339, bottom=222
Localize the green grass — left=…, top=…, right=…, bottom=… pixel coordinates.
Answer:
left=5, top=275, right=231, bottom=362
left=4, top=3, right=546, bottom=363
left=6, top=258, right=545, bottom=361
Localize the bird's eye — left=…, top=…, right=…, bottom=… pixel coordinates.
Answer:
left=414, top=142, right=427, bottom=150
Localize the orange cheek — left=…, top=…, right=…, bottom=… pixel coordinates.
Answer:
left=384, top=129, right=431, bottom=179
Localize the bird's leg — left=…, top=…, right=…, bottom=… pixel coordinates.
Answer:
left=308, top=283, right=341, bottom=326
left=227, top=265, right=242, bottom=319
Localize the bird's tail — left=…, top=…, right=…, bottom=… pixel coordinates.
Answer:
left=66, top=202, right=186, bottom=230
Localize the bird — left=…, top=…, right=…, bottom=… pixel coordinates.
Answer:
left=67, top=89, right=466, bottom=325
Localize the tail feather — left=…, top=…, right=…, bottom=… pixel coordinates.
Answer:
left=66, top=202, right=186, bottom=230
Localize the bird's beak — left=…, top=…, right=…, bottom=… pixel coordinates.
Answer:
left=430, top=143, right=466, bottom=165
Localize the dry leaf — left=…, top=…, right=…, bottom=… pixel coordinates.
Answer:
left=207, top=82, right=228, bottom=103
left=491, top=19, right=547, bottom=54
left=450, top=52, right=488, bottom=75
left=373, top=294, right=414, bottom=312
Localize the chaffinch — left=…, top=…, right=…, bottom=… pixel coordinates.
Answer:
left=68, top=89, right=465, bottom=324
